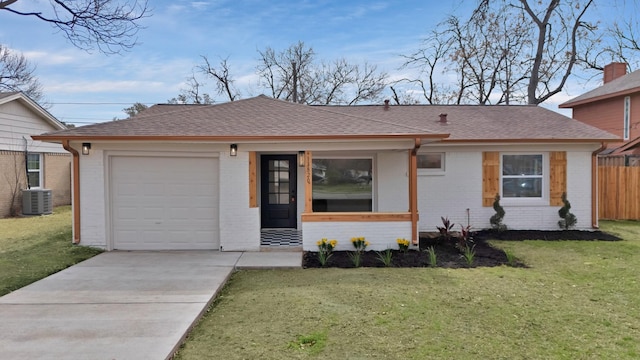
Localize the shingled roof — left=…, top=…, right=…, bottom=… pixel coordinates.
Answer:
left=34, top=95, right=617, bottom=142
left=327, top=103, right=616, bottom=141
left=559, top=69, right=640, bottom=108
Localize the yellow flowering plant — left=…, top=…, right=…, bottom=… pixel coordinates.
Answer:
left=397, top=238, right=410, bottom=253
left=349, top=236, right=369, bottom=267
left=316, top=238, right=337, bottom=267
left=350, top=237, right=369, bottom=252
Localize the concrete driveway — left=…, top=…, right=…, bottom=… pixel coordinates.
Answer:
left=0, top=251, right=300, bottom=359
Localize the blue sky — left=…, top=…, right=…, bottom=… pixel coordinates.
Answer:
left=0, top=0, right=634, bottom=125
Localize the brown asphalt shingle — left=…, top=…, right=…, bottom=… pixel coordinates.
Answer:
left=328, top=104, right=617, bottom=140
left=35, top=95, right=617, bottom=141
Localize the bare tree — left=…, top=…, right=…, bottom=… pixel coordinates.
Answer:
left=197, top=56, right=240, bottom=102
left=167, top=73, right=213, bottom=105
left=0, top=44, right=44, bottom=103
left=582, top=17, right=640, bottom=72
left=516, top=0, right=595, bottom=104
left=122, top=102, right=148, bottom=118
left=256, top=41, right=388, bottom=105
left=0, top=0, right=149, bottom=54
left=3, top=137, right=28, bottom=217
left=402, top=0, right=597, bottom=105
left=397, top=29, right=452, bottom=104
left=257, top=41, right=316, bottom=103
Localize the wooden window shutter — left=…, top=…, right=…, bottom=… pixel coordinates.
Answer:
left=549, top=151, right=567, bottom=206
left=482, top=152, right=500, bottom=207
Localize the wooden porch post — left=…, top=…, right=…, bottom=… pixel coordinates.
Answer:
left=304, top=151, right=313, bottom=214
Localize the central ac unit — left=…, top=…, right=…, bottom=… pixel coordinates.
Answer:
left=22, top=189, right=53, bottom=215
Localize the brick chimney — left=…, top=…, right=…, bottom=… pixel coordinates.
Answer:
left=439, top=113, right=448, bottom=124
left=604, top=62, right=627, bottom=84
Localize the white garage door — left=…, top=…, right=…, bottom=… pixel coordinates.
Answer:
left=111, top=156, right=219, bottom=250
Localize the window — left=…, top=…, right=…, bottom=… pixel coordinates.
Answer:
left=501, top=154, right=543, bottom=198
left=267, top=160, right=290, bottom=204
left=417, top=153, right=445, bottom=174
left=624, top=96, right=631, bottom=141
left=27, top=153, right=42, bottom=188
left=312, top=158, right=372, bottom=212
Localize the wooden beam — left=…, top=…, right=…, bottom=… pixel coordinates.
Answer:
left=304, top=151, right=313, bottom=213
left=302, top=212, right=412, bottom=222
left=249, top=151, right=257, bottom=208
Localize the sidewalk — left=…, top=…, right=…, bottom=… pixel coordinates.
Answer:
left=0, top=251, right=301, bottom=360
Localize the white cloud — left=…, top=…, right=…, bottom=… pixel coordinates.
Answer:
left=22, top=50, right=83, bottom=66
left=190, top=2, right=210, bottom=10
left=46, top=80, right=169, bottom=94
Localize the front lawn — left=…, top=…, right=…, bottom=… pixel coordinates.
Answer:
left=0, top=206, right=102, bottom=296
left=175, top=221, right=640, bottom=359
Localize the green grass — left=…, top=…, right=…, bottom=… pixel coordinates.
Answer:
left=0, top=206, right=102, bottom=296
left=175, top=221, right=640, bottom=359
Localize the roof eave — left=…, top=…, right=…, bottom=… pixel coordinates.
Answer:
left=1, top=92, right=67, bottom=130
left=440, top=138, right=620, bottom=143
left=559, top=86, right=640, bottom=108
left=32, top=133, right=450, bottom=143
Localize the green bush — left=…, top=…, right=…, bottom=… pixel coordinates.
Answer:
left=558, top=192, right=577, bottom=230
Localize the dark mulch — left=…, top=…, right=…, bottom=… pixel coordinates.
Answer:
left=303, top=229, right=621, bottom=269
left=474, top=229, right=621, bottom=241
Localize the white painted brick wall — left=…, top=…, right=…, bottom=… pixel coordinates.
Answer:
left=302, top=221, right=412, bottom=251
left=418, top=149, right=594, bottom=232
left=219, top=151, right=260, bottom=251
left=78, top=149, right=107, bottom=249
left=377, top=152, right=409, bottom=212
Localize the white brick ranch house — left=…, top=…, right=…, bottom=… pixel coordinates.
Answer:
left=33, top=96, right=617, bottom=252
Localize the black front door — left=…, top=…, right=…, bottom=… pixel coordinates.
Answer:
left=261, top=155, right=297, bottom=228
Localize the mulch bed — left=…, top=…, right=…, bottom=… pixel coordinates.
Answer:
left=302, top=229, right=621, bottom=269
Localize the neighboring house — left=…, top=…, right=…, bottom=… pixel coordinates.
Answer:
left=0, top=92, right=70, bottom=217
left=559, top=62, right=638, bottom=154
left=33, top=95, right=617, bottom=252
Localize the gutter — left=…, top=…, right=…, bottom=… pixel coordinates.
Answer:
left=410, top=138, right=421, bottom=245
left=591, top=142, right=607, bottom=229
left=62, top=140, right=81, bottom=244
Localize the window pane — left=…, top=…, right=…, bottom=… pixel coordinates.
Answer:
left=417, top=153, right=443, bottom=169
left=503, top=155, right=542, bottom=176
left=27, top=154, right=40, bottom=170
left=27, top=172, right=40, bottom=188
left=502, top=177, right=542, bottom=198
left=312, top=158, right=372, bottom=212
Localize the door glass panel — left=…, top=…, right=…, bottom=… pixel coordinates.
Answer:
left=268, top=159, right=291, bottom=205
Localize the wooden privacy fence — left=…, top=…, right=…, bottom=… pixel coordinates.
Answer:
left=598, top=155, right=640, bottom=220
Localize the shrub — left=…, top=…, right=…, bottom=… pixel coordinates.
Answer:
left=316, top=238, right=337, bottom=267
left=489, top=194, right=507, bottom=232
left=437, top=216, right=454, bottom=241
left=376, top=249, right=393, bottom=267
left=461, top=244, right=476, bottom=266
left=504, top=249, right=517, bottom=267
left=558, top=192, right=577, bottom=230
left=396, top=238, right=410, bottom=253
left=456, top=225, right=473, bottom=251
left=426, top=246, right=437, bottom=267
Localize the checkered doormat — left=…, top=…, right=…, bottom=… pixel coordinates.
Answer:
left=260, top=229, right=302, bottom=247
